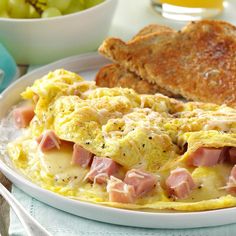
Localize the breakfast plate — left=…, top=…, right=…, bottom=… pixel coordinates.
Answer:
left=1, top=52, right=236, bottom=229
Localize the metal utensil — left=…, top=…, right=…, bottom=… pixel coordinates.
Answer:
left=0, top=182, right=51, bottom=236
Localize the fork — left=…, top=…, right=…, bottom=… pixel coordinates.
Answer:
left=0, top=182, right=51, bottom=236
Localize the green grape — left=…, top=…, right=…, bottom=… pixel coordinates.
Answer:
left=63, top=0, right=85, bottom=14
left=0, top=0, right=8, bottom=13
left=42, top=7, right=62, bottom=18
left=26, top=0, right=47, bottom=15
left=29, top=5, right=41, bottom=18
left=8, top=0, right=31, bottom=18
left=3, top=0, right=102, bottom=19
left=48, top=0, right=71, bottom=12
left=0, top=11, right=9, bottom=18
left=85, top=0, right=104, bottom=9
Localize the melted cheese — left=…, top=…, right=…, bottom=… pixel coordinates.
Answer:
left=203, top=121, right=230, bottom=132
left=38, top=143, right=74, bottom=175
left=189, top=165, right=231, bottom=201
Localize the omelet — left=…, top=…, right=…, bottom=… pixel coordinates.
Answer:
left=7, top=69, right=236, bottom=211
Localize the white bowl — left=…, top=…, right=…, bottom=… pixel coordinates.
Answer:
left=0, top=0, right=117, bottom=65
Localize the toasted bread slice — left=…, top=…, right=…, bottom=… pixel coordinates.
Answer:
left=96, top=64, right=179, bottom=97
left=99, top=20, right=236, bottom=107
left=131, top=24, right=174, bottom=40
left=96, top=24, right=179, bottom=97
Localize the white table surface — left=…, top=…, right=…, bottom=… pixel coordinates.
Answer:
left=109, top=0, right=236, bottom=40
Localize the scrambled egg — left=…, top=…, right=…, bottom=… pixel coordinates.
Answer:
left=7, top=69, right=236, bottom=211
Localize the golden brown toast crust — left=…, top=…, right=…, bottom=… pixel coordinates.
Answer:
left=96, top=24, right=178, bottom=97
left=131, top=24, right=174, bottom=41
left=99, top=20, right=236, bottom=107
left=95, top=64, right=179, bottom=97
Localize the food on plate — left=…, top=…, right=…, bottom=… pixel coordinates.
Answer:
left=131, top=24, right=174, bottom=40
left=165, top=168, right=196, bottom=199
left=96, top=64, right=180, bottom=97
left=99, top=20, right=236, bottom=108
left=96, top=24, right=179, bottom=97
left=6, top=69, right=236, bottom=211
left=0, top=0, right=104, bottom=19
left=13, top=105, right=35, bottom=128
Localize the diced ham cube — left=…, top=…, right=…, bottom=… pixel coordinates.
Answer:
left=37, top=130, right=61, bottom=152
left=13, top=105, right=35, bottom=128
left=85, top=156, right=120, bottom=184
left=107, top=176, right=136, bottom=203
left=220, top=146, right=230, bottom=162
left=187, top=147, right=224, bottom=167
left=124, top=169, right=157, bottom=197
left=33, top=94, right=39, bottom=104
left=166, top=168, right=195, bottom=199
left=226, top=165, right=236, bottom=195
left=228, top=147, right=236, bottom=164
left=71, top=144, right=93, bottom=168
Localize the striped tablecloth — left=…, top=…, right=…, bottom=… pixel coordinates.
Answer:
left=0, top=172, right=11, bottom=236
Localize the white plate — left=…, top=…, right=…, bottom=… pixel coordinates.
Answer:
left=1, top=53, right=236, bottom=229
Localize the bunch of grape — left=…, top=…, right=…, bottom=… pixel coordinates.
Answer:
left=0, top=0, right=105, bottom=19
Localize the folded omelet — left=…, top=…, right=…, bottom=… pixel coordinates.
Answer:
left=7, top=69, right=236, bottom=211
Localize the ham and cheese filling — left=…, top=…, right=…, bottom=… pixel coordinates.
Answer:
left=11, top=104, right=236, bottom=204
left=124, top=169, right=157, bottom=197
left=7, top=71, right=236, bottom=211
left=13, top=105, right=34, bottom=128
left=72, top=144, right=93, bottom=168
left=107, top=177, right=136, bottom=203
left=187, top=147, right=225, bottom=167
left=228, top=148, right=236, bottom=164
left=36, top=130, right=61, bottom=152
left=226, top=165, right=236, bottom=195
left=166, top=168, right=195, bottom=199
left=85, top=156, right=120, bottom=184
